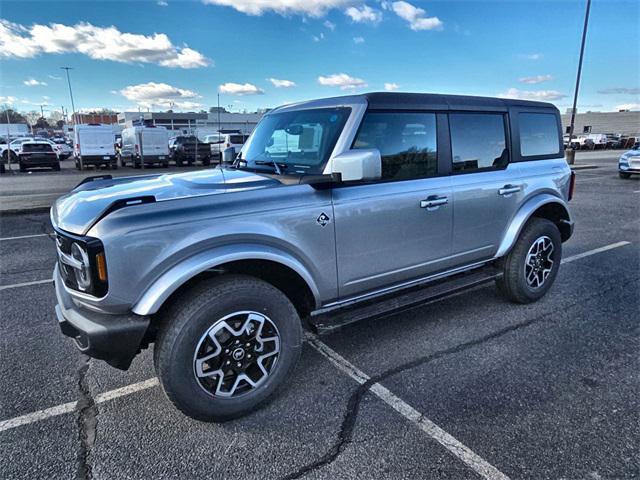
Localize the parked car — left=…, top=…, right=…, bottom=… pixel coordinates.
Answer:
left=209, top=132, right=250, bottom=162
left=119, top=126, right=169, bottom=168
left=73, top=124, right=117, bottom=170
left=18, top=141, right=60, bottom=172
left=618, top=144, right=640, bottom=178
left=52, top=92, right=574, bottom=421
left=1, top=137, right=34, bottom=161
left=50, top=138, right=73, bottom=159
left=563, top=134, right=579, bottom=149
left=170, top=135, right=212, bottom=166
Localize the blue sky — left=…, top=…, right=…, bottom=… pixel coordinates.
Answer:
left=1, top=0, right=638, bottom=116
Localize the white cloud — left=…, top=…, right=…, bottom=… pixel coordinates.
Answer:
left=48, top=74, right=62, bottom=80
left=120, top=82, right=202, bottom=109
left=391, top=1, right=442, bottom=31
left=345, top=5, right=382, bottom=24
left=0, top=19, right=210, bottom=68
left=313, top=32, right=325, bottom=42
left=498, top=88, right=567, bottom=101
left=353, top=36, right=365, bottom=44
left=24, top=78, right=48, bottom=86
left=157, top=0, right=168, bottom=5
left=598, top=87, right=640, bottom=95
left=318, top=73, right=367, bottom=90
left=21, top=98, right=51, bottom=106
left=267, top=78, right=297, bottom=88
left=202, top=0, right=352, bottom=17
left=616, top=103, right=640, bottom=111
left=323, top=20, right=336, bottom=31
left=519, top=74, right=553, bottom=84
left=519, top=53, right=543, bottom=60
left=384, top=82, right=400, bottom=91
left=219, top=82, right=265, bottom=95
left=0, top=95, right=18, bottom=104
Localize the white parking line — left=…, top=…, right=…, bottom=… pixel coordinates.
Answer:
left=561, top=241, right=630, bottom=264
left=0, top=378, right=158, bottom=433
left=0, top=233, right=52, bottom=242
left=0, top=278, right=53, bottom=291
left=306, top=333, right=510, bottom=480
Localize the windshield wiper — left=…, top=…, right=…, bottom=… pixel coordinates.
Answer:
left=254, top=160, right=285, bottom=175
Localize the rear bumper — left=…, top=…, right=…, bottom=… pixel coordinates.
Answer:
left=19, top=156, right=58, bottom=166
left=78, top=155, right=116, bottom=165
left=54, top=265, right=150, bottom=370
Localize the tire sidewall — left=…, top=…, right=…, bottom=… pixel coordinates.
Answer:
left=157, top=278, right=302, bottom=421
left=512, top=219, right=562, bottom=301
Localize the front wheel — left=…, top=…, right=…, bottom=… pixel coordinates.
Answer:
left=619, top=172, right=631, bottom=179
left=154, top=275, right=302, bottom=422
left=496, top=218, right=562, bottom=304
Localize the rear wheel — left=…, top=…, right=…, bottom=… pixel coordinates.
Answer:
left=496, top=218, right=562, bottom=304
left=619, top=172, right=631, bottom=179
left=53, top=163, right=61, bottom=171
left=154, top=275, right=302, bottom=422
left=19, top=161, right=26, bottom=172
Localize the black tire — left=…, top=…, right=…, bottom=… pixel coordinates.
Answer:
left=53, top=163, right=61, bottom=171
left=111, top=163, right=118, bottom=170
left=619, top=172, right=631, bottom=179
left=154, top=274, right=302, bottom=422
left=496, top=218, right=562, bottom=304
left=19, top=161, right=26, bottom=172
left=203, top=156, right=211, bottom=166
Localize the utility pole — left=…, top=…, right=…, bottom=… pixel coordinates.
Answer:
left=217, top=93, right=221, bottom=133
left=566, top=0, right=591, bottom=165
left=62, top=66, right=81, bottom=169
left=5, top=105, right=16, bottom=175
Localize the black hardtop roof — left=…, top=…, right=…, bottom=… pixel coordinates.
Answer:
left=365, top=92, right=557, bottom=110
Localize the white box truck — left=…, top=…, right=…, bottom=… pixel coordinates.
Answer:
left=120, top=125, right=169, bottom=168
left=73, top=124, right=117, bottom=170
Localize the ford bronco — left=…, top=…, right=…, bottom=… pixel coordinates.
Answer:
left=52, top=93, right=574, bottom=421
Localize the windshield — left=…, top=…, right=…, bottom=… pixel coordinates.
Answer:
left=241, top=107, right=351, bottom=175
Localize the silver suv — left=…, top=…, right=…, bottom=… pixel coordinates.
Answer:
left=52, top=93, right=575, bottom=421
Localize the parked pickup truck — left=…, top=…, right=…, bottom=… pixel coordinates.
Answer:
left=52, top=92, right=574, bottom=421
left=169, top=135, right=212, bottom=166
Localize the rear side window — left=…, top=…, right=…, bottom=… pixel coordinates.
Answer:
left=354, top=112, right=438, bottom=181
left=519, top=113, right=560, bottom=157
left=450, top=113, right=508, bottom=173
left=229, top=135, right=247, bottom=144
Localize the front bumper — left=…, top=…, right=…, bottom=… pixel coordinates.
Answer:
left=54, top=265, right=150, bottom=370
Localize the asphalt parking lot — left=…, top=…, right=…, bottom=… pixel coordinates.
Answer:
left=0, top=153, right=638, bottom=480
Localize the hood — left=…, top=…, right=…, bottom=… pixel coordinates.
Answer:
left=52, top=168, right=279, bottom=235
left=622, top=149, right=640, bottom=158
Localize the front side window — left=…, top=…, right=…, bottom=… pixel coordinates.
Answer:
left=353, top=112, right=437, bottom=181
left=519, top=113, right=560, bottom=157
left=241, top=107, right=350, bottom=175
left=450, top=113, right=507, bottom=173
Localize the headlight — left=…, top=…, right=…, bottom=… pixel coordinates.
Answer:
left=71, top=242, right=92, bottom=291
left=56, top=232, right=108, bottom=297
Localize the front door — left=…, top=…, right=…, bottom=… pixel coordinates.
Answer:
left=332, top=111, right=453, bottom=298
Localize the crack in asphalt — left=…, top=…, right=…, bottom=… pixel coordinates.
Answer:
left=281, top=283, right=624, bottom=480
left=76, top=355, right=97, bottom=480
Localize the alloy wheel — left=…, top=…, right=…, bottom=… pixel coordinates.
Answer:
left=524, top=235, right=554, bottom=289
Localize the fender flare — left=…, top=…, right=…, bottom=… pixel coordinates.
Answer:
left=495, top=193, right=572, bottom=258
left=132, top=243, right=321, bottom=316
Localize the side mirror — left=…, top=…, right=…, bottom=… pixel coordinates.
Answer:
left=332, top=149, right=381, bottom=182
left=222, top=146, right=236, bottom=163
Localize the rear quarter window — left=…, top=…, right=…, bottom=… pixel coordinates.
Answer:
left=519, top=113, right=561, bottom=157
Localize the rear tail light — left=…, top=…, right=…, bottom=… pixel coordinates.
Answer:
left=568, top=171, right=576, bottom=201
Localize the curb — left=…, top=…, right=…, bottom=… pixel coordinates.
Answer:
left=0, top=206, right=51, bottom=216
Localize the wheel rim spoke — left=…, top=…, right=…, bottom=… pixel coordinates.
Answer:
left=193, top=311, right=281, bottom=398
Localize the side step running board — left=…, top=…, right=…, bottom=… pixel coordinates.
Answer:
left=310, top=267, right=500, bottom=334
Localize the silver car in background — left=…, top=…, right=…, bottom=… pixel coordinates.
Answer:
left=618, top=144, right=640, bottom=178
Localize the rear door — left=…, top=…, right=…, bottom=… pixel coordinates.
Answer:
left=332, top=111, right=453, bottom=298
left=448, top=112, right=524, bottom=264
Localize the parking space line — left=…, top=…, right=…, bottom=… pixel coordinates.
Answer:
left=0, top=233, right=52, bottom=242
left=0, top=278, right=53, bottom=291
left=561, top=241, right=631, bottom=264
left=306, top=333, right=510, bottom=480
left=0, top=378, right=158, bottom=433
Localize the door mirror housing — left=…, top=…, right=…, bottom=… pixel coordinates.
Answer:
left=331, top=149, right=382, bottom=182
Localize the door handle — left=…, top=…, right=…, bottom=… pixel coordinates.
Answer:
left=420, top=195, right=448, bottom=210
left=498, top=185, right=521, bottom=196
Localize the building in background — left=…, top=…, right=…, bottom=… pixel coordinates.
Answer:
left=560, top=110, right=640, bottom=136
left=117, top=112, right=207, bottom=134
left=196, top=111, right=264, bottom=135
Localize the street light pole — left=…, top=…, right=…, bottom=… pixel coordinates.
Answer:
left=566, top=0, right=591, bottom=165
left=61, top=67, right=77, bottom=125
